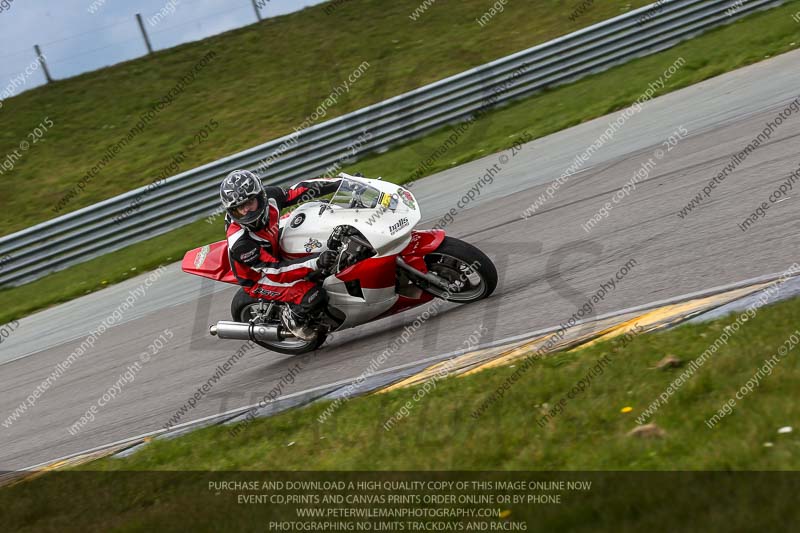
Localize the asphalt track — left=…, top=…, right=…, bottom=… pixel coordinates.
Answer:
left=2, top=49, right=799, bottom=471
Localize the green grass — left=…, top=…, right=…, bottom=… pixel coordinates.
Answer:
left=349, top=0, right=800, bottom=184
left=3, top=296, right=800, bottom=530
left=0, top=217, right=221, bottom=325
left=71, top=295, right=800, bottom=471
left=2, top=0, right=799, bottom=324
left=2, top=0, right=653, bottom=237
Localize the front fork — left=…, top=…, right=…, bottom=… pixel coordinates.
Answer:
left=395, top=256, right=451, bottom=291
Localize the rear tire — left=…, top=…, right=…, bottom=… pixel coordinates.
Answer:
left=422, top=237, right=497, bottom=302
left=231, top=288, right=327, bottom=355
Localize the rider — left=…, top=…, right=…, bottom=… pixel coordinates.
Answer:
left=220, top=169, right=341, bottom=340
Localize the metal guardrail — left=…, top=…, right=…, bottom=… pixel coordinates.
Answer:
left=0, top=0, right=782, bottom=287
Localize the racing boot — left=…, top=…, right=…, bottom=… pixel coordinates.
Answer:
left=280, top=306, right=318, bottom=341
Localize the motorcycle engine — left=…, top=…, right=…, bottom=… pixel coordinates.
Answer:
left=328, top=225, right=376, bottom=271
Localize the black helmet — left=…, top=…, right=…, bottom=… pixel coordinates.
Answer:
left=219, top=170, right=268, bottom=229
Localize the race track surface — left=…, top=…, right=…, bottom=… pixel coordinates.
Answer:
left=1, top=49, right=799, bottom=471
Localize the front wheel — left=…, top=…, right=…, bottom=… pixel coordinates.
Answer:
left=422, top=237, right=497, bottom=303
left=230, top=289, right=327, bottom=355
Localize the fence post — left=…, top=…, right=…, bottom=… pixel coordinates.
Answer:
left=33, top=45, right=53, bottom=84
left=136, top=13, right=154, bottom=55
left=251, top=0, right=263, bottom=21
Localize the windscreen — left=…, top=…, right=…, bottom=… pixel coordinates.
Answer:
left=329, top=179, right=396, bottom=210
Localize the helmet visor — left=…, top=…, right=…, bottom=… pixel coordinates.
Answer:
left=230, top=195, right=266, bottom=226
left=233, top=197, right=259, bottom=217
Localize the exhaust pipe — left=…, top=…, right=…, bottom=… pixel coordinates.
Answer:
left=209, top=321, right=286, bottom=342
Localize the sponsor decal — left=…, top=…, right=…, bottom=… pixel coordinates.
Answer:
left=304, top=238, right=323, bottom=253
left=407, top=232, right=422, bottom=254
left=389, top=217, right=410, bottom=235
left=397, top=187, right=416, bottom=210
left=194, top=245, right=210, bottom=268
left=253, top=287, right=280, bottom=298
left=290, top=213, right=306, bottom=228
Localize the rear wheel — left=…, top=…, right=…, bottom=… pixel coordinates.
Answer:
left=422, top=237, right=497, bottom=303
left=231, top=289, right=327, bottom=355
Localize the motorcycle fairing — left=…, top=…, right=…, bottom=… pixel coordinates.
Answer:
left=323, top=231, right=446, bottom=327
left=182, top=240, right=239, bottom=284
left=324, top=255, right=399, bottom=329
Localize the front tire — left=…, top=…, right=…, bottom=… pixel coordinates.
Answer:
left=422, top=237, right=497, bottom=303
left=230, top=289, right=326, bottom=355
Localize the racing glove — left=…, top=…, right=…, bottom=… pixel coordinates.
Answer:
left=316, top=250, right=338, bottom=270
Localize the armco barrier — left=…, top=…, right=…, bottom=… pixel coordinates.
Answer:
left=0, top=0, right=782, bottom=286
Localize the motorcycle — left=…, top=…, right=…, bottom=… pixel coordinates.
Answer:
left=181, top=173, right=497, bottom=354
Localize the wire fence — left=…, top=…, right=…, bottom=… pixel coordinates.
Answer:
left=0, top=0, right=323, bottom=98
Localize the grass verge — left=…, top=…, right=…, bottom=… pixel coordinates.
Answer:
left=76, top=295, right=800, bottom=470
left=2, top=0, right=652, bottom=236
left=3, top=295, right=800, bottom=529
left=1, top=0, right=799, bottom=324
left=0, top=218, right=220, bottom=325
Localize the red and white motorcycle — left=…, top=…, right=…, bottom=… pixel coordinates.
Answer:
left=182, top=173, right=497, bottom=354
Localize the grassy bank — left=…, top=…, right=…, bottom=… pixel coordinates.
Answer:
left=1, top=0, right=652, bottom=236
left=78, top=295, right=800, bottom=471
left=1, top=0, right=799, bottom=324
left=3, top=295, right=800, bottom=529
